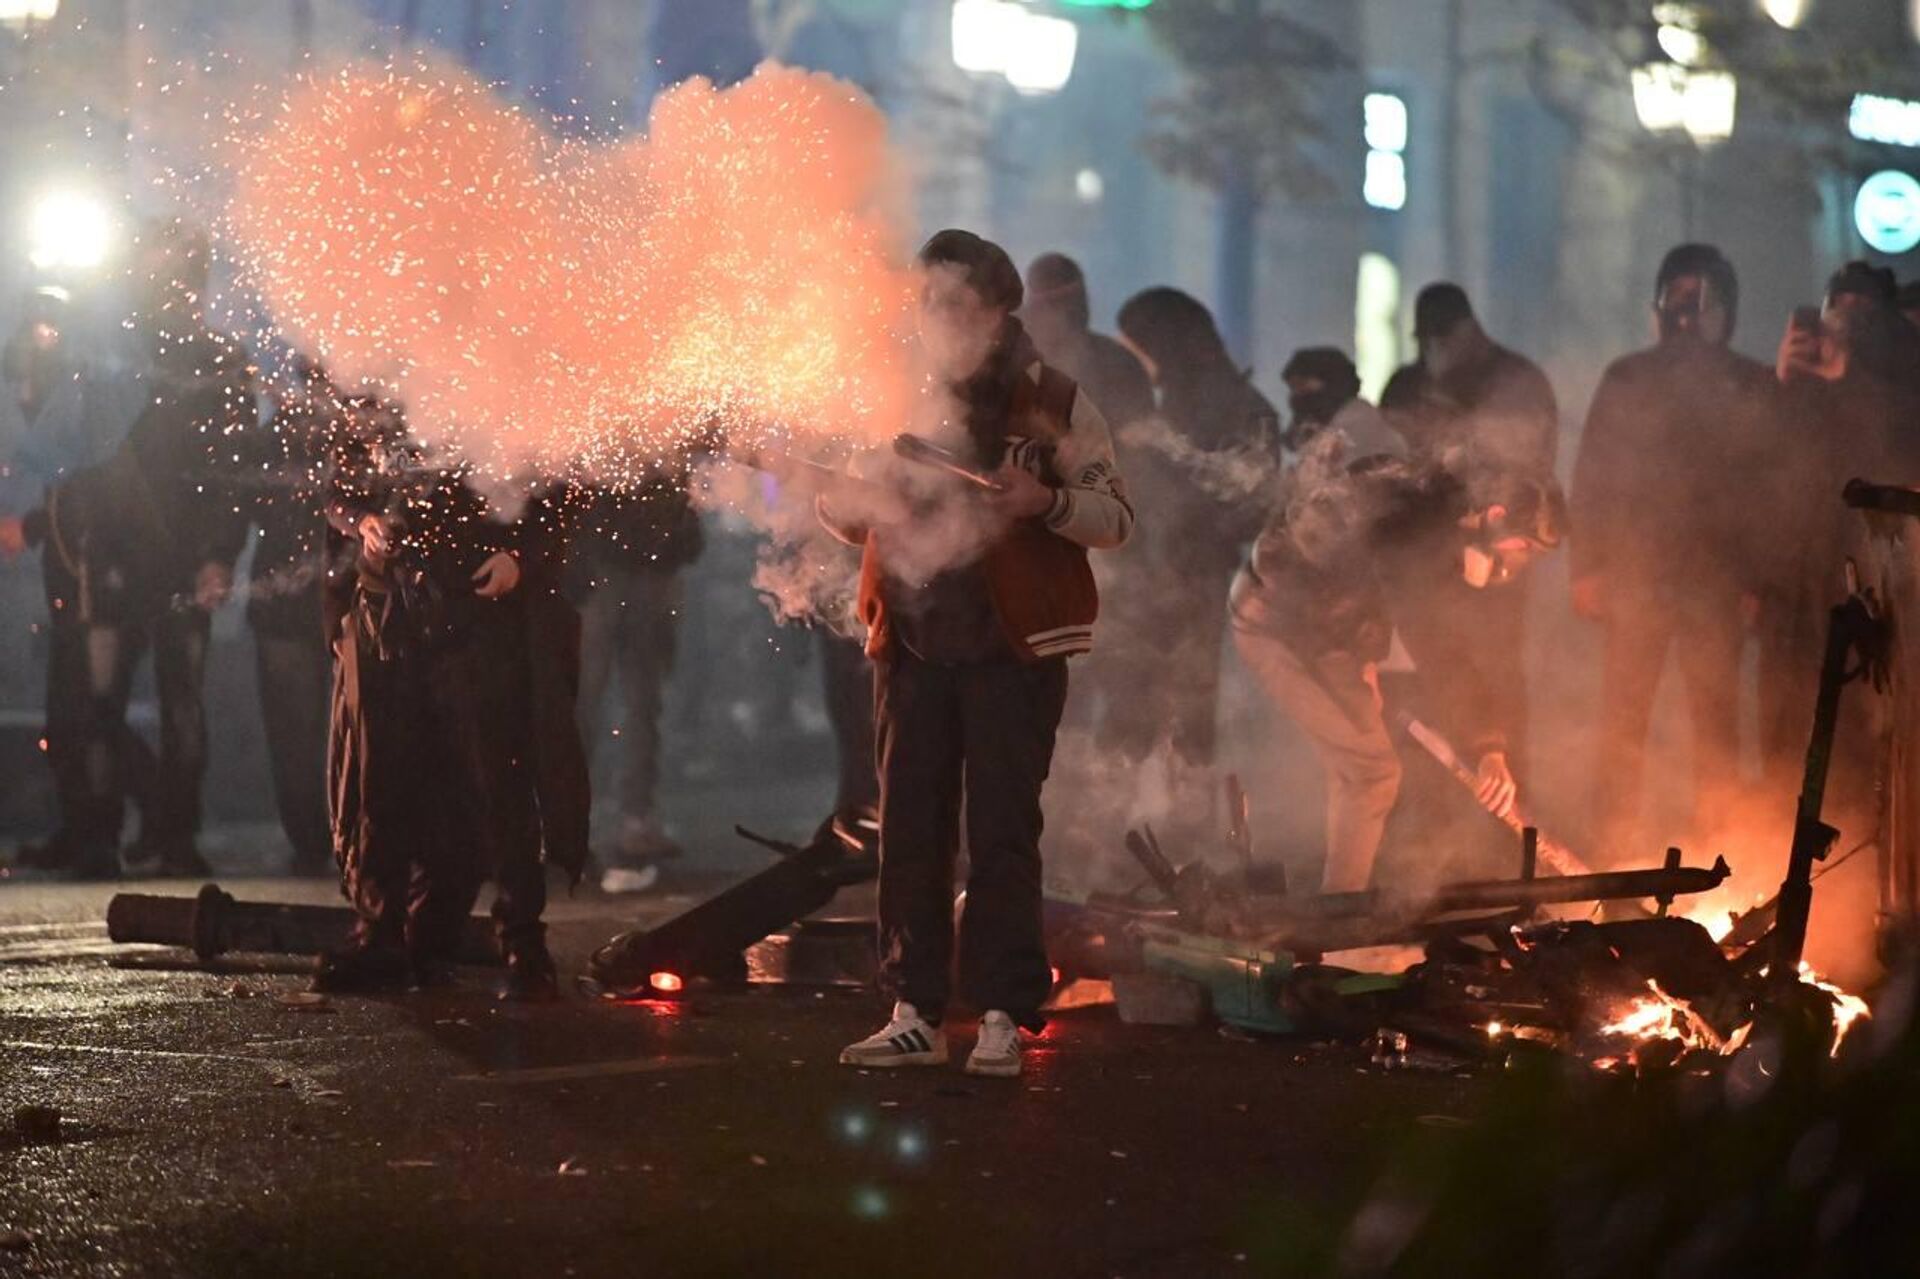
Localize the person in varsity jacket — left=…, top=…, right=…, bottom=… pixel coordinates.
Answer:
left=820, top=229, right=1133, bottom=1078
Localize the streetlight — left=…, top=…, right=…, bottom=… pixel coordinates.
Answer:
left=1633, top=6, right=1738, bottom=146
left=0, top=0, right=57, bottom=31
left=950, top=0, right=1079, bottom=96
left=26, top=187, right=115, bottom=271
left=1758, top=0, right=1811, bottom=28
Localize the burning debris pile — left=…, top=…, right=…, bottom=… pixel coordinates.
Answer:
left=1041, top=781, right=1872, bottom=1078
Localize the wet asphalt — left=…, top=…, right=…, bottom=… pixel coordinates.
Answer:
left=0, top=876, right=1480, bottom=1279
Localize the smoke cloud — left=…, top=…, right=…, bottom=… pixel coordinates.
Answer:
left=221, top=58, right=915, bottom=486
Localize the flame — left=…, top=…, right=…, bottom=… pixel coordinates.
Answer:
left=648, top=971, right=684, bottom=994
left=1798, top=962, right=1870, bottom=1057
left=1597, top=979, right=1727, bottom=1053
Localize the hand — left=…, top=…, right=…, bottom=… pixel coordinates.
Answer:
left=1776, top=324, right=1842, bottom=384
left=357, top=514, right=392, bottom=564
left=988, top=463, right=1055, bottom=521
left=1571, top=575, right=1604, bottom=622
left=0, top=516, right=23, bottom=558
left=471, top=551, right=521, bottom=599
left=193, top=562, right=232, bottom=611
left=1474, top=751, right=1518, bottom=820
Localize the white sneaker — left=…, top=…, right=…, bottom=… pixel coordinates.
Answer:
left=965, top=1010, right=1023, bottom=1078
left=599, top=863, right=661, bottom=895
left=839, top=1002, right=948, bottom=1068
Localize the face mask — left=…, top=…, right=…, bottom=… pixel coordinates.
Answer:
left=1288, top=390, right=1343, bottom=430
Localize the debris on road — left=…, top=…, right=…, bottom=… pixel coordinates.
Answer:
left=13, top=1104, right=61, bottom=1145
left=276, top=991, right=333, bottom=1012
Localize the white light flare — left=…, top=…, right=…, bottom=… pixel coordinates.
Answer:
left=25, top=188, right=115, bottom=271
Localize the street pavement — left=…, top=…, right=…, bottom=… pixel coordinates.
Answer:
left=0, top=872, right=1485, bottom=1279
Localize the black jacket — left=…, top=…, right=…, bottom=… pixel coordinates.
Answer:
left=1381, top=342, right=1558, bottom=479
left=1570, top=338, right=1779, bottom=600
left=81, top=326, right=257, bottom=621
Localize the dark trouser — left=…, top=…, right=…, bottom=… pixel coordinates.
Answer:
left=41, top=550, right=157, bottom=851
left=254, top=614, right=333, bottom=872
left=74, top=607, right=210, bottom=858
left=1593, top=586, right=1743, bottom=855
left=330, top=591, right=544, bottom=961
left=819, top=629, right=878, bottom=815
left=874, top=651, right=1068, bottom=1027
left=577, top=565, right=679, bottom=835
left=525, top=590, right=591, bottom=881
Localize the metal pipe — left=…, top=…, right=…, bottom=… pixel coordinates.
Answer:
left=106, top=884, right=502, bottom=966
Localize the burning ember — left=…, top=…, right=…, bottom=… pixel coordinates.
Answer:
left=1598, top=979, right=1730, bottom=1055
left=1798, top=962, right=1871, bottom=1056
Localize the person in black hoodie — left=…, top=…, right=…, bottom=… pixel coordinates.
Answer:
left=1098, top=287, right=1278, bottom=772
left=1021, top=253, right=1154, bottom=432
left=1764, top=261, right=1920, bottom=817
left=317, top=397, right=569, bottom=1000
left=65, top=222, right=256, bottom=878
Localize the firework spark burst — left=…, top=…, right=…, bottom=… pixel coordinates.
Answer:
left=221, top=58, right=915, bottom=493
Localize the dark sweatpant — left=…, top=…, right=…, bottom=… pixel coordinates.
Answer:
left=329, top=590, right=545, bottom=962
left=75, top=606, right=210, bottom=858
left=874, top=651, right=1068, bottom=1027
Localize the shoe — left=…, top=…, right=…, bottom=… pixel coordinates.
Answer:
left=499, top=945, right=561, bottom=1003
left=310, top=942, right=411, bottom=994
left=129, top=838, right=212, bottom=879
left=965, top=1010, right=1023, bottom=1078
left=838, top=1001, right=948, bottom=1068
left=599, top=863, right=662, bottom=895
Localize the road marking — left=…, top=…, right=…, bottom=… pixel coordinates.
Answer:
left=0, top=922, right=109, bottom=938
left=0, top=942, right=168, bottom=962
left=1, top=1040, right=280, bottom=1063
left=452, top=1057, right=721, bottom=1084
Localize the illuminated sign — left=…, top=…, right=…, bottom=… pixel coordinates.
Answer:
left=1854, top=169, right=1920, bottom=255
left=1850, top=93, right=1920, bottom=149
left=1363, top=91, right=1407, bottom=212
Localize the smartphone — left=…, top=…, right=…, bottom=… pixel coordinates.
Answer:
left=1791, top=304, right=1823, bottom=337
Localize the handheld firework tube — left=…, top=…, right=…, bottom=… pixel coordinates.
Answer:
left=586, top=824, right=877, bottom=998
left=1395, top=711, right=1593, bottom=877
left=891, top=433, right=1006, bottom=491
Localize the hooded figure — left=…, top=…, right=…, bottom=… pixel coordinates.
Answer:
left=1088, top=287, right=1279, bottom=771
left=1021, top=253, right=1154, bottom=432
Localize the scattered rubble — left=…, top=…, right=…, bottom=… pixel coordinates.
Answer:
left=13, top=1104, right=61, bottom=1145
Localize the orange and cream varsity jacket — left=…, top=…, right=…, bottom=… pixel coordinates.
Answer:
left=821, top=350, right=1133, bottom=663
